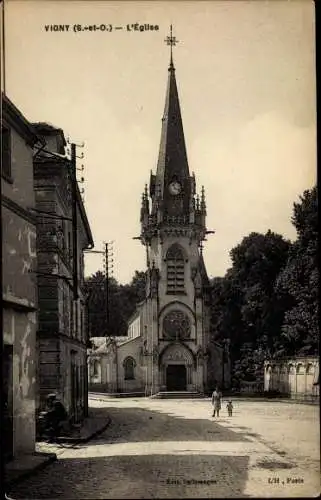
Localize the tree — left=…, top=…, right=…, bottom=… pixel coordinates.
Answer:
left=275, top=186, right=318, bottom=355
left=209, top=187, right=318, bottom=387
left=210, top=230, right=291, bottom=385
left=85, top=271, right=107, bottom=337
left=229, top=230, right=290, bottom=352
left=85, top=269, right=147, bottom=338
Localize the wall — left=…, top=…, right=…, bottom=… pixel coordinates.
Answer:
left=153, top=236, right=201, bottom=312
left=34, top=146, right=91, bottom=422
left=1, top=128, right=35, bottom=210
left=2, top=207, right=37, bottom=307
left=3, top=308, right=37, bottom=455
left=128, top=315, right=141, bottom=339
left=2, top=113, right=37, bottom=457
left=88, top=346, right=118, bottom=393
left=264, top=358, right=319, bottom=399
left=146, top=235, right=210, bottom=393
left=117, top=337, right=145, bottom=392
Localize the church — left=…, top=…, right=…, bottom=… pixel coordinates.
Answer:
left=88, top=29, right=228, bottom=396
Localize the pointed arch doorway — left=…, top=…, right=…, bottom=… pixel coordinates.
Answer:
left=160, top=343, right=195, bottom=392
left=166, top=364, right=186, bottom=391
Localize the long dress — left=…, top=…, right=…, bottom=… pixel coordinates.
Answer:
left=212, top=391, right=222, bottom=410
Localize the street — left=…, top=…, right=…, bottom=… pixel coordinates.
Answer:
left=7, top=396, right=320, bottom=498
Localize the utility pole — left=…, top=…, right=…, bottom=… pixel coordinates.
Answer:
left=103, top=241, right=116, bottom=390
left=71, top=143, right=78, bottom=302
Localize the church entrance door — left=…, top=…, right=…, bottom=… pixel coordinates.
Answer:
left=166, top=365, right=186, bottom=391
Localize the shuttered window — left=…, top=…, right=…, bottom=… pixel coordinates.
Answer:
left=166, top=244, right=185, bottom=294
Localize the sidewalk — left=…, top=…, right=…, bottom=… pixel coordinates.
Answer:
left=4, top=407, right=111, bottom=487
left=4, top=451, right=57, bottom=487
left=53, top=406, right=111, bottom=444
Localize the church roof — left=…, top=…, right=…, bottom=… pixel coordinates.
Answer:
left=117, top=335, right=142, bottom=348
left=90, top=335, right=128, bottom=354
left=156, top=55, right=190, bottom=188
left=199, top=253, right=210, bottom=287
left=127, top=303, right=143, bottom=327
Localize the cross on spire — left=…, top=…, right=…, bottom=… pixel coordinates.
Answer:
left=164, top=25, right=179, bottom=69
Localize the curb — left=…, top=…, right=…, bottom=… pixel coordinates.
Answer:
left=5, top=418, right=112, bottom=489
left=219, top=397, right=320, bottom=406
left=51, top=416, right=111, bottom=445
left=90, top=392, right=146, bottom=398
left=4, top=452, right=57, bottom=488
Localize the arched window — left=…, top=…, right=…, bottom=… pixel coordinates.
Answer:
left=123, top=357, right=136, bottom=380
left=166, top=244, right=185, bottom=294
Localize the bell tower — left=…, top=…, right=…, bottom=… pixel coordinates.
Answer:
left=139, top=26, right=212, bottom=394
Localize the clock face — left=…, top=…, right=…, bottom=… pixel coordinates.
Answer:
left=169, top=181, right=182, bottom=195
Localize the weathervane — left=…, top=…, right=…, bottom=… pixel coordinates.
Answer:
left=164, top=24, right=179, bottom=67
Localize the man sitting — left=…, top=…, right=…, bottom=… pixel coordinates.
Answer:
left=45, top=393, right=68, bottom=438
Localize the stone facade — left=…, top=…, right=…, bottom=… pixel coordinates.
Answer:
left=33, top=123, right=94, bottom=422
left=264, top=357, right=319, bottom=400
left=88, top=52, right=226, bottom=395
left=1, top=93, right=42, bottom=460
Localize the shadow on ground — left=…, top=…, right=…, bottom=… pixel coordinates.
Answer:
left=89, top=407, right=252, bottom=445
left=7, top=454, right=250, bottom=499
left=6, top=407, right=252, bottom=499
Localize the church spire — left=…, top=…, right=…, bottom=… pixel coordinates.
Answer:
left=155, top=26, right=190, bottom=194
left=141, top=28, right=207, bottom=245
left=165, top=24, right=177, bottom=70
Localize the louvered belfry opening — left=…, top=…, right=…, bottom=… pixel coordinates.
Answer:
left=166, top=244, right=185, bottom=294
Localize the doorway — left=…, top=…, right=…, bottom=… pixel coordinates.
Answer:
left=166, top=365, right=186, bottom=391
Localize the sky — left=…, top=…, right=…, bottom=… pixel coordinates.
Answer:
left=2, top=0, right=316, bottom=284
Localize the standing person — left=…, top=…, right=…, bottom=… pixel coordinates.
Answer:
left=211, top=386, right=222, bottom=417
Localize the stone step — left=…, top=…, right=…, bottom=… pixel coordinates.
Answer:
left=150, top=391, right=204, bottom=399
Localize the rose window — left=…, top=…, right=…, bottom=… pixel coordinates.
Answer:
left=163, top=310, right=191, bottom=340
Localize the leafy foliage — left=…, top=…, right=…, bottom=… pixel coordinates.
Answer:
left=211, top=231, right=291, bottom=384
left=275, top=186, right=318, bottom=355
left=210, top=186, right=318, bottom=387
left=85, top=270, right=147, bottom=337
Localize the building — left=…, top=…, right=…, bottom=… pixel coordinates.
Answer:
left=1, top=93, right=43, bottom=460
left=88, top=336, right=131, bottom=394
left=88, top=42, right=225, bottom=395
left=264, top=357, right=319, bottom=400
left=33, top=123, right=94, bottom=422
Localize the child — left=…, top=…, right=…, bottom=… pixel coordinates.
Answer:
left=226, top=400, right=233, bottom=417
